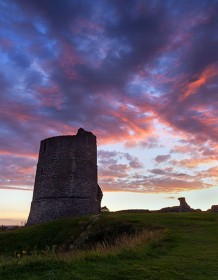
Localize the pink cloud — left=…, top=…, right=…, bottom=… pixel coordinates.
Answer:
left=180, top=63, right=218, bottom=101
left=36, top=84, right=63, bottom=109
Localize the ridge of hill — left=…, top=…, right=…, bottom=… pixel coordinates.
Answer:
left=0, top=212, right=218, bottom=280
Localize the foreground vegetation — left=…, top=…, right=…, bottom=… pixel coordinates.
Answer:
left=0, top=212, right=218, bottom=280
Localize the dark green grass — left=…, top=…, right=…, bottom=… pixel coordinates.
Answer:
left=0, top=216, right=90, bottom=255
left=0, top=212, right=218, bottom=280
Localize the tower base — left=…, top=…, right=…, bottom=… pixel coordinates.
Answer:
left=27, top=197, right=100, bottom=225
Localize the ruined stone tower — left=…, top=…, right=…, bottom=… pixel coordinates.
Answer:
left=27, top=128, right=102, bottom=225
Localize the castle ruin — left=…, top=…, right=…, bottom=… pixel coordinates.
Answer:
left=27, top=128, right=102, bottom=225
left=159, top=197, right=195, bottom=212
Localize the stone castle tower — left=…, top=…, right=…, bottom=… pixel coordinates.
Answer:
left=27, top=128, right=102, bottom=225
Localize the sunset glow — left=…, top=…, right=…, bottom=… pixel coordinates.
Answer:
left=0, top=0, right=218, bottom=224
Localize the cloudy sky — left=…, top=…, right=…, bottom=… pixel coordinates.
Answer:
left=0, top=0, right=218, bottom=224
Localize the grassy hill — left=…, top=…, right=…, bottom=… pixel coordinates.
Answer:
left=0, top=212, right=218, bottom=280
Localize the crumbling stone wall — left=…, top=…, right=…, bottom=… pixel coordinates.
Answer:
left=159, top=197, right=195, bottom=212
left=208, top=205, right=218, bottom=212
left=27, top=128, right=102, bottom=225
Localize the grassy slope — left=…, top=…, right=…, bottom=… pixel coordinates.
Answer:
left=0, top=212, right=218, bottom=280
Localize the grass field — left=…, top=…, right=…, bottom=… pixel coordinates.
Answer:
left=0, top=212, right=217, bottom=280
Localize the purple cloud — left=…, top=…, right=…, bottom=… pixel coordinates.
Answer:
left=154, top=155, right=171, bottom=164
left=0, top=0, right=217, bottom=194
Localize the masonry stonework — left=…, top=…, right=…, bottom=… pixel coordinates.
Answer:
left=27, top=128, right=102, bottom=225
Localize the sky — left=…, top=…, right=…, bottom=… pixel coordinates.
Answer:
left=0, top=0, right=218, bottom=225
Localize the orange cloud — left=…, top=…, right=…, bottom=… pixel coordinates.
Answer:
left=99, top=176, right=211, bottom=193
left=171, top=157, right=217, bottom=168
left=97, top=103, right=155, bottom=145
left=0, top=150, right=37, bottom=159
left=171, top=145, right=193, bottom=154
left=198, top=166, right=218, bottom=181
left=180, top=63, right=218, bottom=101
